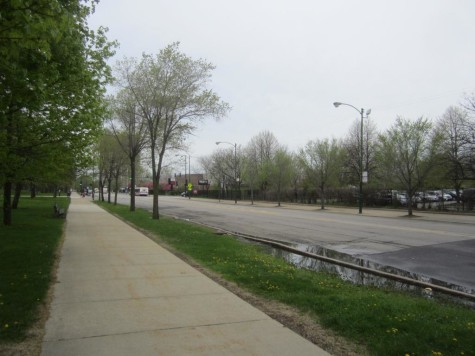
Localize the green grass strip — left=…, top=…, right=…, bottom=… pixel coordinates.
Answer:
left=98, top=202, right=475, bottom=355
left=0, top=196, right=69, bottom=342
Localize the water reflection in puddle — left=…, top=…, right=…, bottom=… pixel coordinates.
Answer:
left=255, top=240, right=475, bottom=307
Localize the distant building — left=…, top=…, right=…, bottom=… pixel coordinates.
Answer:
left=162, top=173, right=209, bottom=192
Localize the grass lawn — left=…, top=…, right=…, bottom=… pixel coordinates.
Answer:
left=98, top=202, right=475, bottom=356
left=0, top=196, right=68, bottom=343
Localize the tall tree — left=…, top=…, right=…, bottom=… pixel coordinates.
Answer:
left=342, top=117, right=379, bottom=188
left=377, top=117, right=441, bottom=216
left=1, top=0, right=116, bottom=225
left=97, top=131, right=127, bottom=203
left=461, top=94, right=475, bottom=181
left=200, top=148, right=235, bottom=199
left=435, top=106, right=472, bottom=200
left=242, top=145, right=259, bottom=204
left=269, top=147, right=293, bottom=207
left=300, top=138, right=343, bottom=209
left=114, top=43, right=230, bottom=219
left=108, top=84, right=149, bottom=211
left=247, top=131, right=280, bottom=196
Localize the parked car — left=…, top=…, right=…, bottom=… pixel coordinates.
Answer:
left=396, top=193, right=408, bottom=205
left=425, top=191, right=439, bottom=202
left=441, top=193, right=453, bottom=201
left=446, top=191, right=458, bottom=200
left=134, top=187, right=149, bottom=196
left=413, top=192, right=424, bottom=203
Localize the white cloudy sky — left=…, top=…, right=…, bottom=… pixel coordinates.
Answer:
left=89, top=0, right=475, bottom=171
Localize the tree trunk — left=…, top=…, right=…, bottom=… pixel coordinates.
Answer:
left=320, top=185, right=325, bottom=210
left=114, top=176, right=119, bottom=205
left=250, top=183, right=254, bottom=205
left=130, top=158, right=136, bottom=211
left=407, top=196, right=414, bottom=216
left=152, top=149, right=165, bottom=220
left=3, top=181, right=12, bottom=225
left=407, top=182, right=414, bottom=216
left=152, top=173, right=160, bottom=219
left=107, top=178, right=112, bottom=203
left=12, top=182, right=22, bottom=209
left=30, top=184, right=36, bottom=198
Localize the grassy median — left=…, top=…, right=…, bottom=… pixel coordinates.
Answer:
left=0, top=196, right=68, bottom=343
left=98, top=202, right=475, bottom=356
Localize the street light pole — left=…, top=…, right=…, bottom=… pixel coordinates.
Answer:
left=184, top=155, right=187, bottom=187
left=176, top=155, right=187, bottom=193
left=333, top=102, right=371, bottom=214
left=216, top=141, right=238, bottom=204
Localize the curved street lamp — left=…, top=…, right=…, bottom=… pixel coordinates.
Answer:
left=216, top=141, right=238, bottom=204
left=333, top=102, right=371, bottom=214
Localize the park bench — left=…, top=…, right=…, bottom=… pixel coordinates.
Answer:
left=53, top=203, right=66, bottom=218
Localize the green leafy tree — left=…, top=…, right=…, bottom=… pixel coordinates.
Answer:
left=1, top=0, right=116, bottom=225
left=200, top=148, right=235, bottom=200
left=246, top=131, right=280, bottom=197
left=97, top=131, right=128, bottom=204
left=461, top=94, right=475, bottom=181
left=242, top=145, right=259, bottom=204
left=114, top=43, right=230, bottom=219
left=269, top=147, right=293, bottom=207
left=434, top=106, right=472, bottom=200
left=108, top=85, right=149, bottom=211
left=342, top=117, right=379, bottom=189
left=377, top=117, right=441, bottom=216
left=300, top=138, right=344, bottom=209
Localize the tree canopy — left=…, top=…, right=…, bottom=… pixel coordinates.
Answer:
left=112, top=43, right=230, bottom=218
left=1, top=0, right=116, bottom=225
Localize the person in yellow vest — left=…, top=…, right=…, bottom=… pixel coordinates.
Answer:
left=187, top=183, right=193, bottom=199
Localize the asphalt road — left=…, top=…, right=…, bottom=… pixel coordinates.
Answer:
left=112, top=194, right=475, bottom=292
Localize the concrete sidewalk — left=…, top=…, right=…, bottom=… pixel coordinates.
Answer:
left=41, top=195, right=329, bottom=355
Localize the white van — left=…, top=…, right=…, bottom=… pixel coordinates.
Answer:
left=135, top=187, right=149, bottom=196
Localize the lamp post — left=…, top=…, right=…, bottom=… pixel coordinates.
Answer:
left=216, top=141, right=238, bottom=204
left=333, top=102, right=371, bottom=214
left=177, top=154, right=191, bottom=197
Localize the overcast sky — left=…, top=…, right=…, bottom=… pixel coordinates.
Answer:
left=89, top=0, right=475, bottom=172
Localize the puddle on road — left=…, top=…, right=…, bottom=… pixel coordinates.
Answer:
left=252, top=240, right=475, bottom=307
